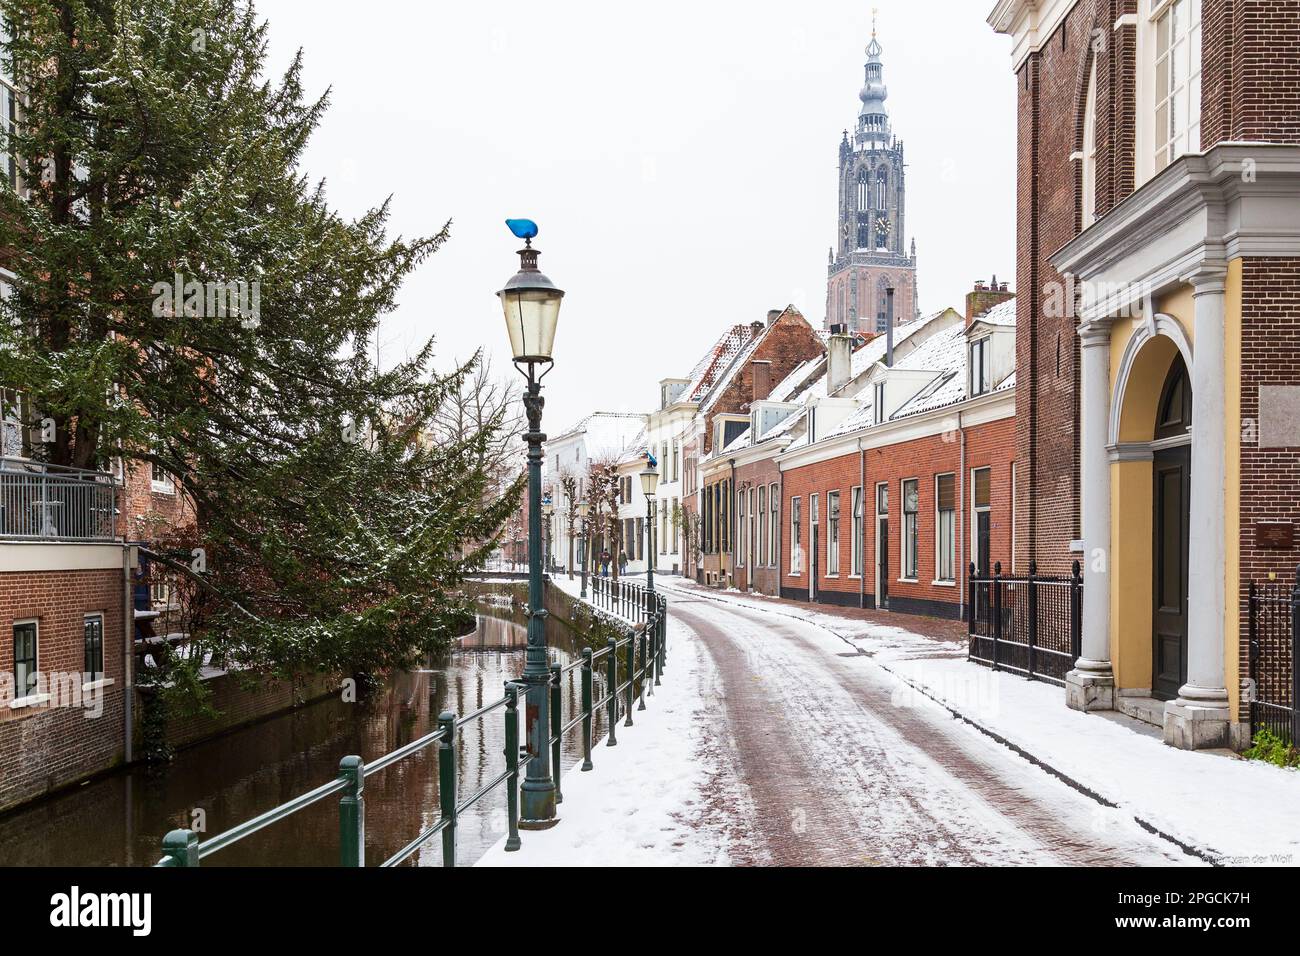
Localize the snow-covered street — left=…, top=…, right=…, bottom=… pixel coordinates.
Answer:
left=665, top=588, right=1194, bottom=866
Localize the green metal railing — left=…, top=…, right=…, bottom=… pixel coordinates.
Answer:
left=154, top=584, right=669, bottom=868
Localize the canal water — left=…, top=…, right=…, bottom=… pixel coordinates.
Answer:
left=0, top=592, right=608, bottom=867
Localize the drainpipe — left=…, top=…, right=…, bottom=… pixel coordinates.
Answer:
left=886, top=287, right=896, bottom=368
left=958, top=411, right=967, bottom=622
left=859, top=439, right=866, bottom=610
left=123, top=542, right=136, bottom=764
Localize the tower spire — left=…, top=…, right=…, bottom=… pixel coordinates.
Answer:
left=857, top=16, right=889, bottom=148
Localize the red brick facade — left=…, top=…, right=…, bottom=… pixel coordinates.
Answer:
left=0, top=562, right=126, bottom=812
left=779, top=414, right=1016, bottom=619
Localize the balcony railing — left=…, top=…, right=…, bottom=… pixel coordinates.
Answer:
left=0, top=456, right=119, bottom=542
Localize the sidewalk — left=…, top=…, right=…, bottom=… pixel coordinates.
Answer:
left=476, top=574, right=742, bottom=866
left=656, top=578, right=1300, bottom=866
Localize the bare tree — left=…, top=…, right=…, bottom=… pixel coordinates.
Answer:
left=559, top=473, right=579, bottom=579
left=586, top=457, right=622, bottom=580
left=430, top=351, right=526, bottom=483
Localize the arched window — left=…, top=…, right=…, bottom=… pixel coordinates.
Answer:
left=876, top=168, right=887, bottom=210
left=1155, top=354, right=1192, bottom=440
left=1081, top=59, right=1097, bottom=227
left=857, top=168, right=868, bottom=212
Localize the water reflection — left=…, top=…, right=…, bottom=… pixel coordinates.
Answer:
left=0, top=596, right=605, bottom=867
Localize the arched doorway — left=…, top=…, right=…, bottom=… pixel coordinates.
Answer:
left=1151, top=354, right=1191, bottom=700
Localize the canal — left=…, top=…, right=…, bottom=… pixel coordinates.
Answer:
left=0, top=589, right=609, bottom=867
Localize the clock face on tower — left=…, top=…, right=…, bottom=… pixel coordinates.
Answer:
left=876, top=217, right=891, bottom=236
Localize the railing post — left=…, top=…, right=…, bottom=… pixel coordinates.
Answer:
left=338, top=755, right=365, bottom=867
left=638, top=625, right=648, bottom=711
left=580, top=649, right=594, bottom=771
left=503, top=684, right=521, bottom=851
left=160, top=828, right=199, bottom=867
left=437, top=711, right=457, bottom=868
left=606, top=637, right=619, bottom=746
left=659, top=595, right=667, bottom=672
left=550, top=662, right=563, bottom=804
left=646, top=608, right=656, bottom=699
left=991, top=561, right=1003, bottom=672
left=624, top=629, right=636, bottom=727
left=967, top=561, right=977, bottom=659
left=1027, top=560, right=1038, bottom=681
left=1070, top=559, right=1083, bottom=661
left=1291, top=565, right=1300, bottom=745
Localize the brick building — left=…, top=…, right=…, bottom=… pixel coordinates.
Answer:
left=777, top=295, right=1017, bottom=617
left=990, top=0, right=1300, bottom=749
left=692, top=307, right=826, bottom=586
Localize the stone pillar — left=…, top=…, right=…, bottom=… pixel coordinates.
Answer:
left=1067, top=322, right=1115, bottom=711
left=1164, top=271, right=1233, bottom=750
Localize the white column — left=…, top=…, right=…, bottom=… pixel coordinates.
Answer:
left=1067, top=322, right=1115, bottom=711
left=1166, top=271, right=1232, bottom=748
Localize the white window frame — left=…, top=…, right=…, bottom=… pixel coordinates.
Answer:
left=900, top=478, right=919, bottom=581
left=971, top=466, right=993, bottom=568
left=934, top=473, right=957, bottom=584
left=873, top=382, right=886, bottom=424
left=969, top=337, right=992, bottom=397
left=11, top=618, right=46, bottom=709
left=850, top=485, right=863, bottom=577
left=83, top=612, right=105, bottom=682
left=826, top=490, right=840, bottom=576
left=769, top=483, right=779, bottom=567
left=1151, top=0, right=1201, bottom=174
left=789, top=496, right=802, bottom=575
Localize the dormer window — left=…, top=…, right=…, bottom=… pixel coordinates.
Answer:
left=969, top=337, right=992, bottom=396
left=873, top=382, right=886, bottom=424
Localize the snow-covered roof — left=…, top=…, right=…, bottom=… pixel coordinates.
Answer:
left=767, top=357, right=825, bottom=404
left=550, top=411, right=647, bottom=457
left=683, top=325, right=757, bottom=403
left=971, top=297, right=1016, bottom=328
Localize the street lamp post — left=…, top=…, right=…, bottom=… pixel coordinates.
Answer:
left=577, top=500, right=591, bottom=599
left=640, top=461, right=659, bottom=593
left=497, top=220, right=564, bottom=829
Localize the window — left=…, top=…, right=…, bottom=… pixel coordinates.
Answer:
left=827, top=491, right=840, bottom=575
left=758, top=485, right=767, bottom=566
left=0, top=77, right=16, bottom=191
left=857, top=167, right=869, bottom=212
left=151, top=574, right=175, bottom=610
left=877, top=482, right=889, bottom=517
left=13, top=620, right=36, bottom=699
left=809, top=493, right=819, bottom=526
left=84, top=614, right=104, bottom=679
left=851, top=486, right=864, bottom=576
left=672, top=442, right=679, bottom=482
left=152, top=454, right=175, bottom=495
left=1081, top=60, right=1098, bottom=227
left=974, top=467, right=991, bottom=511
left=969, top=337, right=991, bottom=396
left=873, top=382, right=886, bottom=423
left=1, top=386, right=25, bottom=458
left=769, top=483, right=779, bottom=567
left=671, top=497, right=679, bottom=553
left=748, top=487, right=756, bottom=568
left=902, top=479, right=919, bottom=579
left=875, top=169, right=887, bottom=211
left=790, top=497, right=802, bottom=573
left=935, top=474, right=956, bottom=582
left=737, top=490, right=746, bottom=567
left=1154, top=0, right=1201, bottom=172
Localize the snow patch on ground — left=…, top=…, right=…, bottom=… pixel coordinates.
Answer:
left=477, top=591, right=742, bottom=866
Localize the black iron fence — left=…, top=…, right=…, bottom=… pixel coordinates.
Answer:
left=968, top=560, right=1082, bottom=687
left=1247, top=568, right=1298, bottom=743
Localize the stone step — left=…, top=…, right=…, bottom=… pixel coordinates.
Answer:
left=1116, top=694, right=1166, bottom=727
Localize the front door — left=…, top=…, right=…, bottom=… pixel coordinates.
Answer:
left=877, top=517, right=889, bottom=609
left=1152, top=446, right=1190, bottom=700
left=810, top=525, right=819, bottom=602
left=974, top=511, right=991, bottom=624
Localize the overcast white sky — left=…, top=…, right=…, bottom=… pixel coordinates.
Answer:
left=258, top=0, right=1016, bottom=433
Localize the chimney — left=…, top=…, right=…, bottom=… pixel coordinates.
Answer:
left=766, top=309, right=782, bottom=327
left=965, top=274, right=1016, bottom=324
left=750, top=320, right=765, bottom=339
left=827, top=328, right=853, bottom=395
left=751, top=360, right=772, bottom=402
left=885, top=286, right=895, bottom=368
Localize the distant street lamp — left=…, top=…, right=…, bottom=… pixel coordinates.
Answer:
left=497, top=218, right=564, bottom=829
left=640, top=461, right=659, bottom=593
left=542, top=496, right=554, bottom=575
left=576, top=500, right=591, bottom=599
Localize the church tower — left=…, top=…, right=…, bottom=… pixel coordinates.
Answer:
left=825, top=19, right=918, bottom=332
